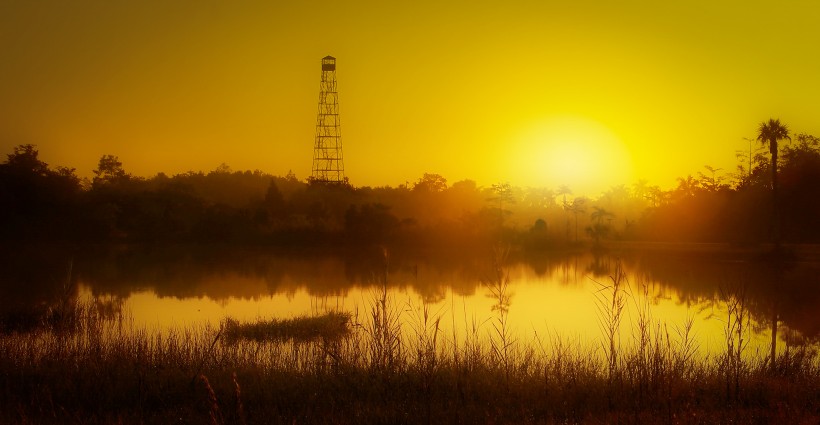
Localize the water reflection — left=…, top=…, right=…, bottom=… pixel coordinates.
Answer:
left=3, top=244, right=819, bottom=354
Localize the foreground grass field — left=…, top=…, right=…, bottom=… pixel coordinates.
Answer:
left=2, top=267, right=820, bottom=424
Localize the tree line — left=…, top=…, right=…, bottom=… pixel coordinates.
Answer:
left=2, top=121, right=819, bottom=249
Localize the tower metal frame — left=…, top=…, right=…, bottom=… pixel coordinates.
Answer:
left=311, top=56, right=345, bottom=184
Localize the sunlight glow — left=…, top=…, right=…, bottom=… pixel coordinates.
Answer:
left=508, top=115, right=634, bottom=194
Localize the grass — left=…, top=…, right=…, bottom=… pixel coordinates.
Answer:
left=222, top=311, right=352, bottom=344
left=2, top=271, right=820, bottom=424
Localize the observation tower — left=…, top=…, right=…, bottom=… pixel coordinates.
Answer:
left=311, top=56, right=345, bottom=184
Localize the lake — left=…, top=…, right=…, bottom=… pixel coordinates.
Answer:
left=4, top=243, right=820, bottom=357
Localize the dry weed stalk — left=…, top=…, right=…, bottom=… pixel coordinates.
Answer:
left=483, top=245, right=515, bottom=384
left=199, top=374, right=223, bottom=425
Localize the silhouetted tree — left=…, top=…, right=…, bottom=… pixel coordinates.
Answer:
left=756, top=118, right=791, bottom=248
left=0, top=144, right=84, bottom=240
left=6, top=134, right=820, bottom=249
left=675, top=175, right=700, bottom=199
left=779, top=133, right=820, bottom=242
left=263, top=181, right=287, bottom=218
left=590, top=206, right=614, bottom=225
left=734, top=137, right=769, bottom=188
left=93, top=154, right=128, bottom=186
left=587, top=206, right=614, bottom=246
left=586, top=223, right=609, bottom=247
left=5, top=144, right=50, bottom=176
left=344, top=203, right=400, bottom=244
left=698, top=165, right=725, bottom=192
left=645, top=186, right=667, bottom=207
left=566, top=197, right=587, bottom=243
left=413, top=173, right=448, bottom=192
left=524, top=187, right=556, bottom=210
left=557, top=185, right=572, bottom=241
left=489, top=182, right=514, bottom=229
left=632, top=179, right=649, bottom=201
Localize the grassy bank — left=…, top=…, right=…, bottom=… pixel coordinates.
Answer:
left=2, top=283, right=820, bottom=424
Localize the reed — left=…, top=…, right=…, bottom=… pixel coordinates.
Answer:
left=592, top=259, right=627, bottom=408
left=715, top=283, right=755, bottom=405
left=483, top=245, right=515, bottom=385
left=406, top=298, right=443, bottom=425
left=361, top=280, right=403, bottom=375
left=2, top=277, right=820, bottom=424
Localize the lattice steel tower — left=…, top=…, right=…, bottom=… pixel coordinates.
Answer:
left=311, top=55, right=345, bottom=184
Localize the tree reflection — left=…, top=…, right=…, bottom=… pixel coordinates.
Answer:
left=3, top=243, right=819, bottom=346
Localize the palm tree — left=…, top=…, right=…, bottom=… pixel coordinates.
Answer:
left=590, top=206, right=614, bottom=225
left=632, top=179, right=649, bottom=202
left=756, top=118, right=791, bottom=249
left=557, top=185, right=572, bottom=242
left=674, top=175, right=699, bottom=199
left=756, top=118, right=790, bottom=373
left=587, top=206, right=614, bottom=246
left=567, top=197, right=587, bottom=242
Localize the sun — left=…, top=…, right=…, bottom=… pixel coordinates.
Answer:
left=507, top=115, right=633, bottom=195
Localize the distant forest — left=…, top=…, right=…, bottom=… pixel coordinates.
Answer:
left=2, top=134, right=819, bottom=249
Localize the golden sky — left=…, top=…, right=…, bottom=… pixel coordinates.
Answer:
left=2, top=0, right=819, bottom=195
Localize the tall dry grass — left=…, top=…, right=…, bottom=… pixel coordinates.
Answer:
left=2, top=265, right=820, bottom=424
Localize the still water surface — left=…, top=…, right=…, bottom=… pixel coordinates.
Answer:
left=68, top=245, right=820, bottom=356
